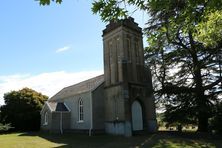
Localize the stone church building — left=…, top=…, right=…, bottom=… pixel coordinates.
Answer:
left=41, top=17, right=157, bottom=136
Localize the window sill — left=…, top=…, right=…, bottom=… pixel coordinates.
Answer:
left=77, top=120, right=84, bottom=123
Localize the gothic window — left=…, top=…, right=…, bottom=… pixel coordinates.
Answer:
left=116, top=37, right=120, bottom=61
left=126, top=38, right=131, bottom=61
left=109, top=41, right=113, bottom=84
left=115, top=37, right=120, bottom=82
left=78, top=98, right=84, bottom=122
left=137, top=66, right=141, bottom=82
left=109, top=41, right=113, bottom=64
left=44, top=112, right=48, bottom=125
left=135, top=39, right=140, bottom=64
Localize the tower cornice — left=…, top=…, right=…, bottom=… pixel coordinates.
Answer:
left=102, top=17, right=142, bottom=36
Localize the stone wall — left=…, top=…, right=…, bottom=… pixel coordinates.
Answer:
left=92, top=83, right=105, bottom=130
left=64, top=92, right=92, bottom=130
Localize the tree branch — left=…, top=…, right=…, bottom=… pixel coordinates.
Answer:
left=160, top=84, right=195, bottom=94
left=204, top=77, right=222, bottom=90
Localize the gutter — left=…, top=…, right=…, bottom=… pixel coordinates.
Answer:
left=60, top=112, right=63, bottom=134
left=89, top=92, right=93, bottom=136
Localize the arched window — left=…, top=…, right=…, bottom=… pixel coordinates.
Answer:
left=78, top=98, right=84, bottom=122
left=44, top=112, right=48, bottom=125
left=126, top=38, right=131, bottom=61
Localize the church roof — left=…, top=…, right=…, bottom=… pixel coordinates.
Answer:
left=49, top=75, right=104, bottom=101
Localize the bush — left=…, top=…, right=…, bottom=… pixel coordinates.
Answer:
left=210, top=102, right=222, bottom=134
left=0, top=123, right=13, bottom=133
left=1, top=88, right=48, bottom=131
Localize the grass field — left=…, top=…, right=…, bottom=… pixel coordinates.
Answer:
left=0, top=131, right=221, bottom=148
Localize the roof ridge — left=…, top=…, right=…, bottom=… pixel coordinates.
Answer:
left=63, top=74, right=104, bottom=90
left=49, top=74, right=104, bottom=101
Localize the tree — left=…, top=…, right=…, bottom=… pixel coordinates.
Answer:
left=163, top=93, right=197, bottom=128
left=0, top=88, right=48, bottom=131
left=36, top=0, right=222, bottom=132
left=92, top=0, right=222, bottom=132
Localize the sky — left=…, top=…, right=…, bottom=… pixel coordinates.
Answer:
left=0, top=0, right=149, bottom=105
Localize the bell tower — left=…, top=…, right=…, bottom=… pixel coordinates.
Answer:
left=103, top=17, right=157, bottom=136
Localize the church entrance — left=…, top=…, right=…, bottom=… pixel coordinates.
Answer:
left=131, top=100, right=143, bottom=131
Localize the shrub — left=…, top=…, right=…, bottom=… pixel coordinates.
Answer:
left=210, top=102, right=222, bottom=134
left=1, top=88, right=48, bottom=131
left=0, top=123, right=13, bottom=133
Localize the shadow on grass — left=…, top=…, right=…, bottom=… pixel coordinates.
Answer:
left=145, top=132, right=222, bottom=148
left=19, top=132, right=152, bottom=148
left=18, top=131, right=222, bottom=148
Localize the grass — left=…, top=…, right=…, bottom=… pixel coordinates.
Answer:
left=0, top=131, right=221, bottom=148
left=0, top=132, right=61, bottom=148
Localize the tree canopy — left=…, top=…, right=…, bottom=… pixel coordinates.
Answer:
left=92, top=0, right=222, bottom=132
left=0, top=88, right=48, bottom=130
left=37, top=0, right=62, bottom=5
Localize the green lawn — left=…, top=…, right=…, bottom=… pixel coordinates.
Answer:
left=0, top=131, right=221, bottom=148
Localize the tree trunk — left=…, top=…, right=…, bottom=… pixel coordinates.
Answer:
left=189, top=42, right=209, bottom=132
left=195, top=86, right=209, bottom=132
left=197, top=113, right=208, bottom=132
left=177, top=124, right=182, bottom=132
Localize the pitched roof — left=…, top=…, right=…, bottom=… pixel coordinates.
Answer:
left=47, top=102, right=70, bottom=112
left=49, top=75, right=104, bottom=101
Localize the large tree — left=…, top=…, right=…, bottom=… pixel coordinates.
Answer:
left=92, top=0, right=222, bottom=132
left=0, top=88, right=48, bottom=130
left=36, top=0, right=222, bottom=132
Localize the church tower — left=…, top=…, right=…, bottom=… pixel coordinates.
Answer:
left=103, top=17, right=157, bottom=136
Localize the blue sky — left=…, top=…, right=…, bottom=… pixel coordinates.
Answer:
left=0, top=0, right=148, bottom=105
left=0, top=0, right=104, bottom=75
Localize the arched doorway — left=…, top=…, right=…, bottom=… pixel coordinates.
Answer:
left=131, top=100, right=143, bottom=131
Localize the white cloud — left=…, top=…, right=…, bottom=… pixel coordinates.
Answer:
left=55, top=46, right=71, bottom=53
left=0, top=70, right=103, bottom=105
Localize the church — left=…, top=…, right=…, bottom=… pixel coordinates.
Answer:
left=40, top=17, right=157, bottom=136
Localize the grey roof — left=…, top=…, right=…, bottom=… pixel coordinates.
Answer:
left=47, top=102, right=70, bottom=112
left=49, top=75, right=104, bottom=101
